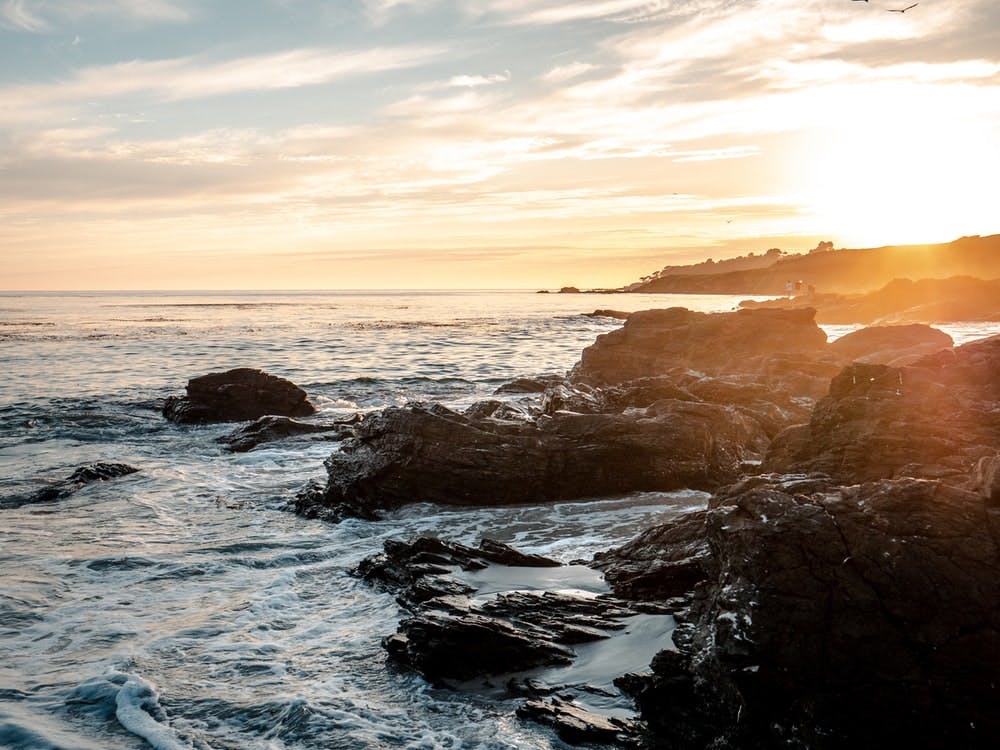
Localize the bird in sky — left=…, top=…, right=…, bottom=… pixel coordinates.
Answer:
left=887, top=3, right=918, bottom=12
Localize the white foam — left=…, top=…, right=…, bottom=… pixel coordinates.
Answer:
left=114, top=675, right=191, bottom=750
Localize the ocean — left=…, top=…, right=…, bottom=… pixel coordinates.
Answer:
left=1, top=290, right=996, bottom=750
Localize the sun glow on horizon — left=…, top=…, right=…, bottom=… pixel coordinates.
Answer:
left=799, top=84, right=1000, bottom=248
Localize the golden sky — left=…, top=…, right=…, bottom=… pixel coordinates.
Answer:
left=2, top=0, right=999, bottom=289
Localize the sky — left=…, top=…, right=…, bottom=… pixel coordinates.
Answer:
left=1, top=0, right=999, bottom=290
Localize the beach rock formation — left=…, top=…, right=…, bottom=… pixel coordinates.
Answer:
left=517, top=698, right=639, bottom=746
left=215, top=415, right=356, bottom=452
left=765, top=334, right=1000, bottom=483
left=572, top=307, right=828, bottom=386
left=739, top=275, right=1000, bottom=325
left=607, top=473, right=1000, bottom=748
left=163, top=368, right=315, bottom=424
left=295, top=400, right=767, bottom=520
left=2, top=462, right=139, bottom=509
left=827, top=323, right=953, bottom=365
left=356, top=536, right=559, bottom=608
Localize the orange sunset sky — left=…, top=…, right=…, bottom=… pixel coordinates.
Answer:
left=2, top=0, right=999, bottom=289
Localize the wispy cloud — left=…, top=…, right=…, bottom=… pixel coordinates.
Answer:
left=0, top=44, right=447, bottom=119
left=541, top=62, right=597, bottom=83
left=1, top=0, right=190, bottom=31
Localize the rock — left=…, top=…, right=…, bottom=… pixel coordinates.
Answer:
left=828, top=323, right=953, bottom=365
left=572, top=307, right=828, bottom=386
left=163, top=368, right=315, bottom=424
left=559, top=286, right=581, bottom=294
left=296, top=400, right=768, bottom=520
left=355, top=536, right=559, bottom=608
left=215, top=415, right=357, bottom=452
left=739, top=276, right=1000, bottom=325
left=493, top=375, right=566, bottom=394
left=517, top=698, right=640, bottom=746
left=974, top=454, right=1000, bottom=504
left=592, top=511, right=711, bottom=602
left=615, top=474, right=1000, bottom=748
left=2, top=463, right=139, bottom=509
left=582, top=309, right=631, bottom=320
left=764, top=334, right=1000, bottom=483
left=384, top=590, right=639, bottom=683
left=462, top=399, right=536, bottom=421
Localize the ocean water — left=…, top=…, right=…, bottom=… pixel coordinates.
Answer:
left=0, top=290, right=995, bottom=750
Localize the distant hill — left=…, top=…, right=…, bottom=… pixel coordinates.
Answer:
left=631, top=235, right=1000, bottom=295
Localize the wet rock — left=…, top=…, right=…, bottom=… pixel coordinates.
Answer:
left=616, top=473, right=1000, bottom=748
left=2, top=462, right=139, bottom=509
left=462, top=399, right=536, bottom=421
left=592, top=511, right=711, bottom=602
left=355, top=536, right=559, bottom=608
left=764, top=334, right=1000, bottom=483
left=493, top=375, right=566, bottom=394
left=828, top=323, right=953, bottom=365
left=297, top=400, right=767, bottom=520
left=163, top=368, right=315, bottom=424
left=582, top=309, right=631, bottom=320
left=572, top=307, right=828, bottom=386
left=215, top=415, right=357, bottom=452
left=384, top=591, right=639, bottom=683
left=517, top=697, right=640, bottom=746
left=974, top=454, right=1000, bottom=504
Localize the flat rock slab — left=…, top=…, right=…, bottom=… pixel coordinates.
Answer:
left=1, top=462, right=139, bottom=509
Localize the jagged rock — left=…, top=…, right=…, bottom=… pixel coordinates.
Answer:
left=615, top=474, right=1000, bottom=748
left=517, top=697, right=640, bottom=746
left=494, top=375, right=566, bottom=395
left=215, top=415, right=357, bottom=452
left=355, top=536, right=559, bottom=608
left=163, top=368, right=315, bottom=424
left=592, top=511, right=710, bottom=602
left=828, top=323, right=953, bottom=365
left=296, top=400, right=767, bottom=520
left=462, top=399, right=536, bottom=421
left=582, top=309, right=631, bottom=320
left=572, top=307, right=828, bottom=386
left=384, top=591, right=638, bottom=683
left=2, top=463, right=139, bottom=509
left=765, top=334, right=1000, bottom=483
left=974, top=454, right=1000, bottom=504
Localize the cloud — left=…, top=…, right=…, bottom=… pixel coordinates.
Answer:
left=447, top=72, right=510, bottom=87
left=541, top=62, right=597, bottom=83
left=0, top=44, right=447, bottom=119
left=0, top=0, right=190, bottom=31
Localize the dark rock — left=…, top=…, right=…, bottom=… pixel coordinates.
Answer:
left=828, top=323, right=953, bottom=365
left=163, top=368, right=315, bottom=424
left=592, top=511, right=710, bottom=602
left=355, top=536, right=559, bottom=608
left=764, top=334, right=1000, bottom=483
left=296, top=400, right=767, bottom=520
left=2, top=462, right=139, bottom=509
left=572, top=307, right=828, bottom=386
left=384, top=590, right=639, bottom=683
left=493, top=375, right=566, bottom=394
left=582, top=309, right=631, bottom=320
left=462, top=399, right=535, bottom=421
left=517, top=697, right=640, bottom=746
left=215, top=415, right=357, bottom=452
left=974, top=454, right=1000, bottom=504
left=559, top=286, right=581, bottom=294
left=617, top=474, right=1000, bottom=748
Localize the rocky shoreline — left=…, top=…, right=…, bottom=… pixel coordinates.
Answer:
left=149, top=307, right=1000, bottom=748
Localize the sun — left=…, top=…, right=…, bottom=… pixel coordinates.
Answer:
left=798, top=83, right=1000, bottom=247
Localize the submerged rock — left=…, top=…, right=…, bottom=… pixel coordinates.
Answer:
left=163, top=368, right=315, bottom=424
left=2, top=462, right=139, bottom=509
left=215, top=415, right=357, bottom=452
left=295, top=400, right=767, bottom=520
